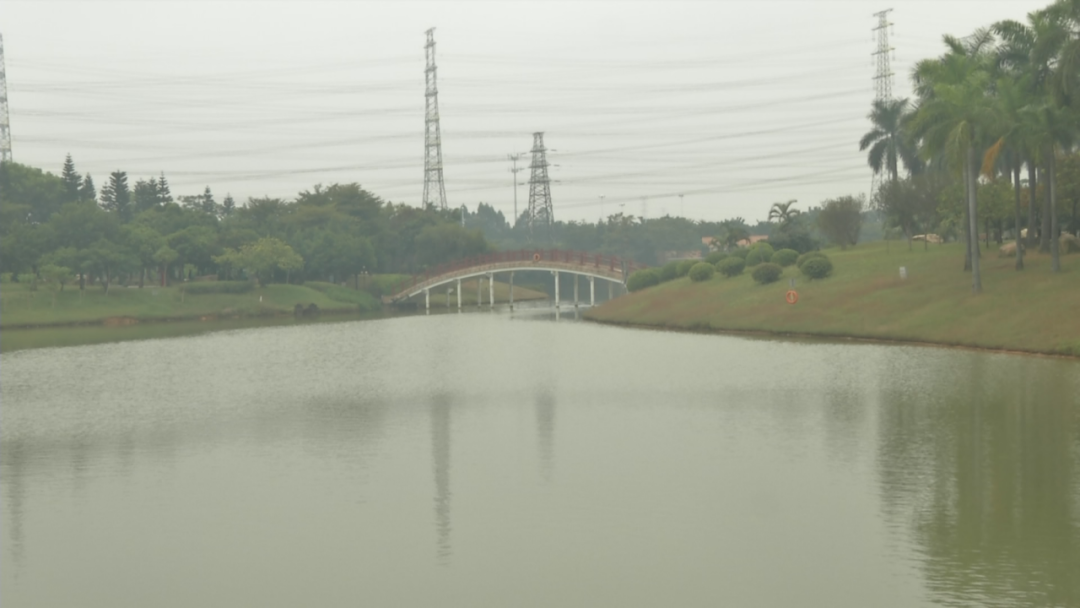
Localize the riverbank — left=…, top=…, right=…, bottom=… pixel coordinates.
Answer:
left=0, top=276, right=547, bottom=330
left=585, top=241, right=1080, bottom=357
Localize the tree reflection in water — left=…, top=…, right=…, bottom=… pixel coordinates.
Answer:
left=877, top=354, right=1080, bottom=607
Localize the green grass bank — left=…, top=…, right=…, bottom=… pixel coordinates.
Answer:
left=0, top=275, right=548, bottom=330
left=585, top=241, right=1080, bottom=357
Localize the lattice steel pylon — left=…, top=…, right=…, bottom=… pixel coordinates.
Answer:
left=423, top=28, right=448, bottom=210
left=527, top=132, right=553, bottom=237
left=870, top=9, right=894, bottom=199
left=0, top=33, right=12, bottom=164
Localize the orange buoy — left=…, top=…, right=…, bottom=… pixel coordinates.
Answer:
left=785, top=290, right=799, bottom=305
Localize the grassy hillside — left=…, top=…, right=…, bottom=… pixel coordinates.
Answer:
left=586, top=241, right=1080, bottom=357
left=0, top=281, right=381, bottom=328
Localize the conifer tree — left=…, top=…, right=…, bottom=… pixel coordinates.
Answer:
left=100, top=170, right=132, bottom=222
left=201, top=186, right=217, bottom=216
left=222, top=193, right=236, bottom=218
left=79, top=174, right=97, bottom=203
left=157, top=172, right=173, bottom=205
left=61, top=154, right=82, bottom=202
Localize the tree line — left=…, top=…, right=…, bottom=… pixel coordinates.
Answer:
left=0, top=156, right=491, bottom=292
left=861, top=0, right=1080, bottom=291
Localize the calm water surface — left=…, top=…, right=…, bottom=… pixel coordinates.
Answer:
left=2, top=309, right=1079, bottom=607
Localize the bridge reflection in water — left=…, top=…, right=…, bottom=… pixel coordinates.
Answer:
left=387, top=249, right=645, bottom=311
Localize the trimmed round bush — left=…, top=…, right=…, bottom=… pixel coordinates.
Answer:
left=727, top=248, right=750, bottom=260
left=677, top=259, right=696, bottom=277
left=800, top=256, right=834, bottom=280
left=749, top=242, right=775, bottom=259
left=751, top=262, right=783, bottom=285
left=705, top=251, right=729, bottom=265
left=796, top=251, right=827, bottom=269
left=659, top=261, right=680, bottom=282
left=744, top=249, right=767, bottom=267
left=770, top=248, right=798, bottom=267
left=716, top=257, right=745, bottom=277
left=688, top=262, right=715, bottom=282
left=627, top=268, right=661, bottom=292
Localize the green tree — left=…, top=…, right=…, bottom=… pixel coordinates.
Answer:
left=817, top=195, right=865, bottom=250
left=221, top=194, right=235, bottom=218
left=39, top=263, right=74, bottom=307
left=214, top=237, right=303, bottom=285
left=60, top=154, right=81, bottom=203
left=121, top=224, right=165, bottom=287
left=79, top=174, right=97, bottom=203
left=153, top=246, right=178, bottom=286
left=100, top=170, right=133, bottom=223
left=767, top=200, right=800, bottom=226
left=860, top=98, right=921, bottom=181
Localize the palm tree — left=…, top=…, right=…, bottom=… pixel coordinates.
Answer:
left=767, top=200, right=799, bottom=226
left=860, top=98, right=921, bottom=182
left=994, top=10, right=1066, bottom=253
left=983, top=75, right=1035, bottom=270
left=910, top=35, right=999, bottom=294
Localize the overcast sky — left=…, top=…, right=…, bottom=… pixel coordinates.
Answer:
left=1, top=0, right=1048, bottom=223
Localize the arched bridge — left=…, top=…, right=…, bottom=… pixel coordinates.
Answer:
left=386, top=249, right=646, bottom=310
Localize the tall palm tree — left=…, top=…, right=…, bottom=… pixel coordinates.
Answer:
left=911, top=40, right=999, bottom=294
left=983, top=75, right=1036, bottom=270
left=994, top=10, right=1066, bottom=253
left=767, top=200, right=799, bottom=226
left=860, top=98, right=921, bottom=182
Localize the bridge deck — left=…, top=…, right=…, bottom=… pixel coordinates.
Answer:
left=387, top=249, right=645, bottom=302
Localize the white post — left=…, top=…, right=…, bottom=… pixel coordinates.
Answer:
left=456, top=279, right=462, bottom=310
left=574, top=275, right=579, bottom=308
left=424, top=288, right=430, bottom=312
left=509, top=272, right=515, bottom=311
left=477, top=277, right=482, bottom=307
left=488, top=273, right=494, bottom=309
left=607, top=281, right=613, bottom=301
left=589, top=276, right=595, bottom=306
left=554, top=271, right=560, bottom=309
left=446, top=287, right=451, bottom=307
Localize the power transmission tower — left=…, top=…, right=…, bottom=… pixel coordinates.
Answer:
left=0, top=33, right=12, bottom=164
left=527, top=132, right=553, bottom=237
left=870, top=9, right=894, bottom=199
left=508, top=152, right=526, bottom=225
left=872, top=9, right=894, bottom=103
left=423, top=28, right=448, bottom=210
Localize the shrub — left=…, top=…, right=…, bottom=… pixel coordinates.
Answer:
left=751, top=263, right=783, bottom=285
left=727, top=248, right=750, bottom=260
left=796, top=251, right=827, bottom=269
left=676, top=259, right=696, bottom=277
left=627, top=269, right=661, bottom=292
left=770, top=248, right=798, bottom=267
left=688, top=262, right=715, bottom=282
left=182, top=280, right=255, bottom=295
left=800, top=256, right=834, bottom=280
left=745, top=249, right=767, bottom=267
left=705, top=251, right=728, bottom=265
left=716, top=257, right=745, bottom=277
left=659, top=261, right=680, bottom=282
left=749, top=242, right=775, bottom=259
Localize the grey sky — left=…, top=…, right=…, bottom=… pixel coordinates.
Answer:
left=1, top=0, right=1048, bottom=223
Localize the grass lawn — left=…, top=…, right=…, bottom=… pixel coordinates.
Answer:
left=0, top=280, right=382, bottom=328
left=586, top=241, right=1080, bottom=357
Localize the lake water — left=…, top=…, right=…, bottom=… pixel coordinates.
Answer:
left=2, top=307, right=1079, bottom=607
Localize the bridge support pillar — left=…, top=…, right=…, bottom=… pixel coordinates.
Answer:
left=509, top=272, right=514, bottom=311
left=488, top=273, right=494, bottom=309
left=477, top=277, right=482, bottom=307
left=574, top=275, right=579, bottom=308
left=456, top=279, right=462, bottom=310
left=424, top=288, right=430, bottom=313
left=589, top=276, right=595, bottom=306
left=608, top=281, right=613, bottom=301
left=554, top=271, right=560, bottom=309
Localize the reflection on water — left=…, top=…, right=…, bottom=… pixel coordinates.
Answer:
left=1, top=312, right=1078, bottom=607
left=431, top=393, right=452, bottom=564
left=878, top=355, right=1080, bottom=606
